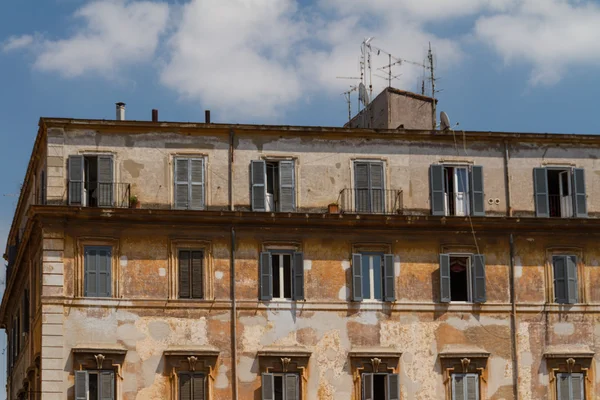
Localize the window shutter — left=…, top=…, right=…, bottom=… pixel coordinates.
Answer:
left=259, top=252, right=273, bottom=301
left=192, top=374, right=205, bottom=400
left=355, top=162, right=370, bottom=212
left=533, top=168, right=549, bottom=217
left=100, top=371, right=114, bottom=400
left=22, top=291, right=29, bottom=333
left=285, top=374, right=299, bottom=400
left=363, top=373, right=373, bottom=400
left=470, top=166, right=485, bottom=216
left=175, top=158, right=190, bottom=209
left=440, top=254, right=451, bottom=303
left=471, top=255, right=486, bottom=303
left=567, top=255, right=578, bottom=304
left=465, top=374, right=479, bottom=400
left=75, top=370, right=89, bottom=400
left=68, top=155, right=84, bottom=205
left=278, top=161, right=295, bottom=212
left=452, top=375, right=464, bottom=400
left=179, top=250, right=191, bottom=298
left=293, top=252, right=305, bottom=301
left=190, top=159, right=205, bottom=210
left=180, top=373, right=192, bottom=400
left=387, top=373, right=399, bottom=400
left=40, top=170, right=46, bottom=205
left=97, top=248, right=112, bottom=297
left=383, top=254, right=395, bottom=301
left=85, top=248, right=97, bottom=297
left=352, top=253, right=363, bottom=301
left=97, top=156, right=114, bottom=207
left=261, top=373, right=274, bottom=400
left=191, top=251, right=204, bottom=299
left=553, top=256, right=568, bottom=304
left=251, top=160, right=267, bottom=211
left=430, top=164, right=445, bottom=216
left=370, top=162, right=384, bottom=213
left=571, top=373, right=584, bottom=400
left=572, top=168, right=587, bottom=218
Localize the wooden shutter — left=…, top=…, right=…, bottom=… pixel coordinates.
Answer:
left=387, top=373, right=399, bottom=400
left=100, top=371, right=114, bottom=400
left=430, top=164, right=445, bottom=216
left=97, top=248, right=112, bottom=297
left=363, top=373, right=373, bottom=400
left=191, top=251, right=204, bottom=299
left=260, top=252, right=273, bottom=301
left=252, top=160, right=267, bottom=211
left=97, top=155, right=114, bottom=207
left=465, top=374, right=479, bottom=400
left=370, top=162, right=384, bottom=213
left=179, top=250, right=191, bottom=298
left=440, top=254, right=451, bottom=303
left=40, top=170, right=46, bottom=205
left=383, top=254, right=395, bottom=301
left=553, top=256, right=567, bottom=303
left=285, top=374, right=299, bottom=400
left=471, top=255, right=486, bottom=303
left=85, top=248, right=97, bottom=297
left=278, top=161, right=295, bottom=212
left=68, top=155, right=84, bottom=205
left=571, top=373, right=584, bottom=400
left=470, top=166, right=485, bottom=216
left=75, top=370, right=89, bottom=400
left=192, top=373, right=205, bottom=400
left=534, top=168, right=549, bottom=217
left=293, top=252, right=304, bottom=301
left=190, top=159, right=205, bottom=210
left=452, top=374, right=465, bottom=400
left=22, top=291, right=29, bottom=333
left=355, top=162, right=370, bottom=212
left=261, top=373, right=274, bottom=400
left=180, top=373, right=192, bottom=400
left=175, top=158, right=190, bottom=209
left=567, top=255, right=578, bottom=304
left=352, top=253, right=363, bottom=301
left=572, top=168, right=587, bottom=218
left=557, top=373, right=569, bottom=400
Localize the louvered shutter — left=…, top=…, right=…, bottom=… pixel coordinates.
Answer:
left=85, top=248, right=97, bottom=297
left=285, top=374, right=299, bottom=400
left=180, top=373, right=192, bottom=400
left=470, top=166, right=485, bottom=216
left=100, top=371, right=114, bottom=400
left=191, top=251, right=204, bottom=299
left=261, top=373, right=274, bottom=400
left=534, top=168, right=549, bottom=217
left=97, top=248, right=112, bottom=297
left=179, top=250, right=191, bottom=298
left=352, top=253, right=363, bottom=301
left=430, top=164, right=445, bottom=216
left=440, top=254, right=451, bottom=303
left=293, top=252, right=304, bottom=301
left=571, top=373, right=584, bottom=400
left=355, top=162, right=369, bottom=212
left=190, top=159, right=205, bottom=210
left=278, top=161, right=295, bottom=212
left=553, top=256, right=567, bottom=303
left=22, top=291, right=29, bottom=333
left=471, top=255, right=486, bottom=303
left=465, top=374, right=479, bottom=400
left=192, top=374, right=205, bottom=400
left=252, top=160, right=267, bottom=211
left=75, top=370, right=88, bottom=400
left=387, top=373, right=399, bottom=400
left=567, top=255, right=578, bottom=304
left=556, top=373, right=569, bottom=400
left=97, top=156, right=114, bottom=207
left=452, top=374, right=465, bottom=400
left=363, top=374, right=373, bottom=400
left=40, top=170, right=46, bottom=205
left=68, top=155, right=84, bottom=205
left=384, top=254, right=395, bottom=301
left=572, top=168, right=587, bottom=218
left=370, top=162, right=384, bottom=213
left=260, top=252, right=273, bottom=301
left=175, top=158, right=190, bottom=209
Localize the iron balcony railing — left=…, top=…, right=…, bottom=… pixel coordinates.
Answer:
left=68, top=182, right=131, bottom=208
left=338, top=188, right=403, bottom=215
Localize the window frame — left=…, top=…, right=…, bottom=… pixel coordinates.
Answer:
left=259, top=244, right=304, bottom=302
left=534, top=166, right=587, bottom=218
left=270, top=250, right=294, bottom=301
left=178, top=371, right=206, bottom=400
left=353, top=160, right=386, bottom=214
left=440, top=252, right=486, bottom=304
left=75, top=369, right=116, bottom=400
left=169, top=239, right=213, bottom=300
left=177, top=249, right=205, bottom=300
left=173, top=155, right=207, bottom=210
left=360, top=252, right=385, bottom=302
left=252, top=157, right=297, bottom=212
left=448, top=253, right=473, bottom=303
left=76, top=238, right=120, bottom=298
left=546, top=248, right=585, bottom=305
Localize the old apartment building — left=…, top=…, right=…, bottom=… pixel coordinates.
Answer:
left=2, top=100, right=600, bottom=400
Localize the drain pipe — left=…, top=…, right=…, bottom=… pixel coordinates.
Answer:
left=230, top=227, right=238, bottom=400
left=229, top=129, right=235, bottom=211
left=504, top=141, right=512, bottom=217
left=509, top=233, right=519, bottom=399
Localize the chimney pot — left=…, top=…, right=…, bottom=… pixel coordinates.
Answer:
left=152, top=109, right=158, bottom=122
left=205, top=110, right=211, bottom=124
left=116, top=102, right=126, bottom=121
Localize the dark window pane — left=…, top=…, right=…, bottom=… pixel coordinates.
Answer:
left=450, top=256, right=469, bottom=302
left=274, top=375, right=283, bottom=400
left=372, top=256, right=382, bottom=300
left=283, top=254, right=292, bottom=299
left=89, top=373, right=98, bottom=400
left=362, top=255, right=371, bottom=299
left=373, top=374, right=386, bottom=400
left=272, top=255, right=281, bottom=298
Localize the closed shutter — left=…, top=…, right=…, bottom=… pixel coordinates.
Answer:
left=97, top=248, right=111, bottom=297
left=352, top=253, right=363, bottom=301
left=440, top=254, right=451, bottom=303
left=572, top=168, right=587, bottom=218
left=553, top=256, right=567, bottom=303
left=100, top=371, right=114, bottom=400
left=285, top=374, right=299, bottom=400
left=180, top=373, right=192, bottom=400
left=175, top=158, right=190, bottom=209
left=190, top=159, right=205, bottom=210
left=387, top=373, right=399, bottom=400
left=293, top=252, right=304, bottom=301
left=533, top=168, right=549, bottom=217
left=85, top=248, right=96, bottom=296
left=192, top=374, right=205, bottom=400
left=566, top=255, right=578, bottom=304
left=430, top=164, right=445, bottom=216
left=465, top=374, right=479, bottom=400
left=471, top=255, right=486, bottom=303
left=370, top=162, right=384, bottom=213
left=252, top=160, right=267, bottom=211
left=179, top=250, right=191, bottom=298
left=75, top=370, right=88, bottom=400
left=355, top=162, right=369, bottom=212
left=260, top=252, right=273, bottom=301
left=22, top=291, right=29, bottom=333
left=85, top=247, right=111, bottom=297
left=363, top=373, right=373, bottom=400
left=571, top=373, right=584, bottom=400
left=97, top=156, right=114, bottom=207
left=68, top=155, right=84, bottom=205
left=383, top=254, right=395, bottom=301
left=278, top=161, right=295, bottom=212
left=452, top=374, right=465, bottom=400
left=557, top=373, right=569, bottom=400
left=261, top=373, right=274, bottom=400
left=470, top=166, right=485, bottom=216
left=192, top=251, right=204, bottom=299
left=40, top=170, right=46, bottom=205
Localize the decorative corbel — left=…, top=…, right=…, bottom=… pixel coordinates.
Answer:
left=566, top=358, right=576, bottom=373
left=371, top=358, right=382, bottom=373
left=476, top=367, right=486, bottom=383
left=94, top=354, right=105, bottom=370
left=581, top=367, right=591, bottom=382
left=460, top=358, right=471, bottom=373
left=187, top=356, right=199, bottom=372
left=111, top=363, right=124, bottom=381
left=281, top=357, right=292, bottom=373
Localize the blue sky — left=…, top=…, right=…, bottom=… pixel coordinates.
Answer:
left=2, top=0, right=600, bottom=393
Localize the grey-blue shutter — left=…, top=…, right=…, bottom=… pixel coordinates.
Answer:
left=192, top=373, right=205, bottom=400
left=430, top=164, right=445, bottom=216
left=466, top=374, right=479, bottom=400
left=293, top=252, right=304, bottom=301
left=100, top=371, right=114, bottom=400
left=352, top=253, right=363, bottom=301
left=387, top=373, right=399, bottom=400
left=278, top=161, right=295, bottom=212
left=567, top=255, right=578, bottom=304
left=261, top=373, right=274, bottom=400
left=440, top=254, right=451, bottom=303
left=557, top=373, right=569, bottom=400
left=190, top=159, right=205, bottom=210
left=260, top=252, right=272, bottom=301
left=75, top=370, right=88, bottom=400
left=252, top=160, right=266, bottom=211
left=572, top=168, right=587, bottom=218
left=97, top=155, right=113, bottom=207
left=384, top=254, right=395, bottom=301
left=363, top=373, right=373, bottom=400
left=452, top=375, right=464, bottom=400
left=191, top=251, right=204, bottom=299
left=471, top=255, right=486, bottom=303
left=355, top=162, right=369, bottom=212
left=285, top=374, right=299, bottom=400
left=534, top=168, right=549, bottom=217
left=68, top=155, right=84, bottom=205
left=97, top=248, right=112, bottom=297
left=175, top=158, right=190, bottom=209
left=370, top=162, right=384, bottom=213
left=180, top=373, right=192, bottom=400
left=470, top=166, right=485, bottom=216
left=85, top=248, right=96, bottom=297
left=571, top=373, right=584, bottom=400
left=553, top=256, right=567, bottom=303
left=179, top=250, right=191, bottom=298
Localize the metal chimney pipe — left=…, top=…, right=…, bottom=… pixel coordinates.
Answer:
left=116, top=102, right=126, bottom=121
left=152, top=109, right=158, bottom=122
left=205, top=110, right=211, bottom=124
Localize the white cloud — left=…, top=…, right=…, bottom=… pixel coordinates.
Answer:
left=2, top=35, right=34, bottom=52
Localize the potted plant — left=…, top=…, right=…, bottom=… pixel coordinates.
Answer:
left=129, top=195, right=140, bottom=209
left=328, top=202, right=340, bottom=214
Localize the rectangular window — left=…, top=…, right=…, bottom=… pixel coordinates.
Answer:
left=178, top=250, right=204, bottom=299
left=452, top=373, right=479, bottom=400
left=362, top=373, right=399, bottom=400
left=262, top=373, right=299, bottom=400
left=84, top=246, right=112, bottom=298
left=174, top=157, right=205, bottom=210
left=179, top=372, right=205, bottom=400
left=534, top=167, right=587, bottom=218
left=430, top=164, right=484, bottom=217
left=440, top=254, right=486, bottom=303
left=354, top=161, right=384, bottom=213
left=251, top=160, right=295, bottom=212
left=352, top=253, right=395, bottom=302
left=75, top=370, right=115, bottom=400
left=68, top=155, right=114, bottom=207
left=553, top=255, right=578, bottom=304
left=259, top=251, right=304, bottom=301
left=556, top=373, right=584, bottom=400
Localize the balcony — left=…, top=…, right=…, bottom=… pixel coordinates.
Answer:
left=338, top=188, right=403, bottom=215
left=68, top=182, right=131, bottom=208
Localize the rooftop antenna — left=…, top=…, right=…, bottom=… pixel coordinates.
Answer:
left=428, top=42, right=436, bottom=129
left=361, top=37, right=374, bottom=104
left=342, top=86, right=358, bottom=123
left=358, top=82, right=370, bottom=107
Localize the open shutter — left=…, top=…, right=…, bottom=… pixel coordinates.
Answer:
left=352, top=253, right=363, bottom=301
left=387, top=373, right=399, bottom=400
left=97, top=248, right=111, bottom=297
left=553, top=256, right=567, bottom=303
left=571, top=373, right=584, bottom=400
left=179, top=251, right=191, bottom=298
left=175, top=158, right=190, bottom=209
left=293, top=252, right=304, bottom=301
left=363, top=373, right=373, bottom=400
left=68, top=155, right=84, bottom=205
left=261, top=373, right=274, bottom=400
left=383, top=254, right=395, bottom=301
left=180, top=373, right=192, bottom=400
left=190, top=159, right=205, bottom=210
left=370, top=162, right=384, bottom=213
left=471, top=255, right=486, bottom=303
left=572, top=168, right=587, bottom=218
left=278, top=161, right=295, bottom=212
left=251, top=160, right=267, bottom=211
left=533, top=168, right=549, bottom=217
left=567, top=255, right=578, bottom=304
left=470, top=166, right=485, bottom=216
left=440, top=254, right=451, bottom=303
left=192, top=374, right=205, bottom=400
left=430, top=164, right=445, bottom=216
left=100, top=371, right=114, bottom=400
left=465, top=374, right=479, bottom=400
left=259, top=252, right=273, bottom=301
left=97, top=156, right=114, bottom=207
left=285, top=374, right=299, bottom=400
left=75, top=370, right=89, bottom=400
left=191, top=251, right=204, bottom=299
left=354, top=162, right=369, bottom=212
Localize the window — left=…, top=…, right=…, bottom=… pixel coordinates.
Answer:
left=354, top=161, right=384, bottom=213
left=262, top=373, right=299, bottom=400
left=362, top=373, right=399, bottom=400
left=251, top=160, right=295, bottom=212
left=430, top=164, right=484, bottom=216
left=179, top=372, right=205, bottom=400
left=68, top=155, right=114, bottom=207
left=22, top=290, right=29, bottom=334
left=440, top=254, right=486, bottom=303
left=534, top=167, right=587, bottom=218
left=556, top=373, right=584, bottom=400
left=352, top=253, right=395, bottom=302
left=259, top=251, right=304, bottom=301
left=178, top=250, right=204, bottom=299
left=75, top=370, right=115, bottom=400
left=39, top=169, right=46, bottom=205
left=552, top=255, right=578, bottom=304
left=174, top=157, right=205, bottom=210
left=84, top=246, right=112, bottom=297
left=452, top=373, right=479, bottom=400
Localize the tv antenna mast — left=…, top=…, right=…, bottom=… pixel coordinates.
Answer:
left=341, top=86, right=358, bottom=123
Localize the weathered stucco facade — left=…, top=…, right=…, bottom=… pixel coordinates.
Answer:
left=3, top=116, right=600, bottom=399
